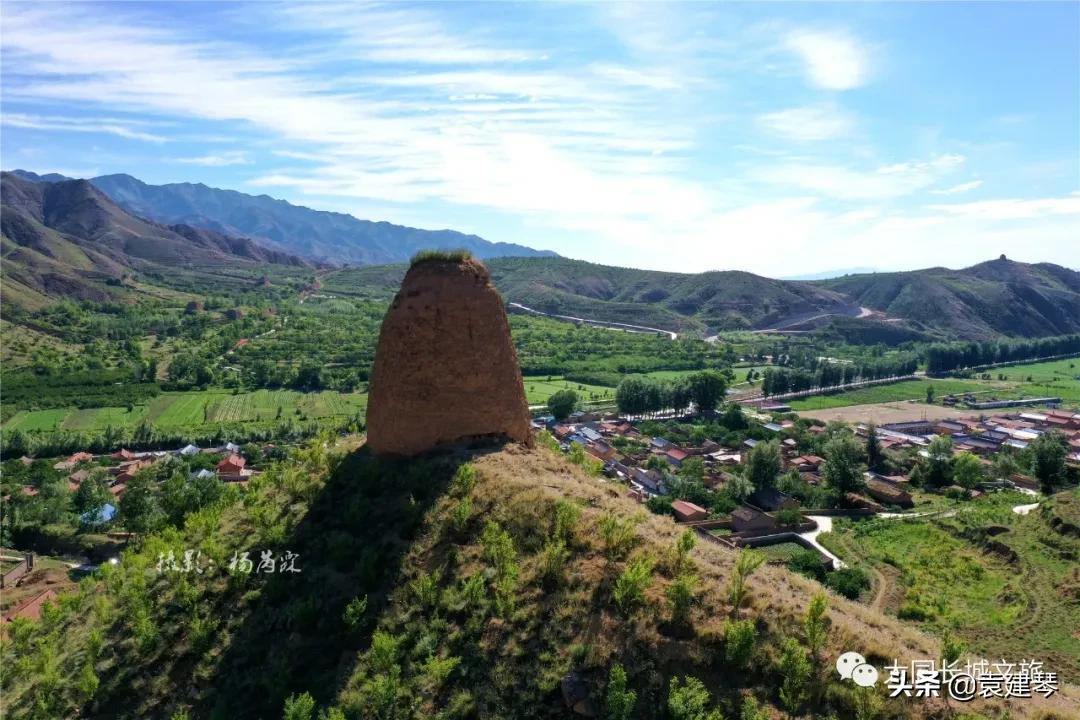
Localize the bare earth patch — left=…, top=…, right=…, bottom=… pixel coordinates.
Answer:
left=797, top=400, right=975, bottom=425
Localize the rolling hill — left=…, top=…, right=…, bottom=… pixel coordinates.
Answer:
left=9, top=170, right=558, bottom=265
left=324, top=256, right=1080, bottom=340
left=820, top=257, right=1080, bottom=340
left=1, top=172, right=310, bottom=308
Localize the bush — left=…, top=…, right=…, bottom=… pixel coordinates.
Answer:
left=786, top=549, right=827, bottom=582
left=825, top=567, right=870, bottom=600
left=613, top=555, right=655, bottom=615
left=723, top=619, right=756, bottom=670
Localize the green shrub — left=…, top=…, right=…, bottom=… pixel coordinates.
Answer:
left=825, top=567, right=870, bottom=600
left=667, top=676, right=722, bottom=720
left=599, top=513, right=637, bottom=560
left=604, top=663, right=636, bottom=720
left=409, top=249, right=472, bottom=266
left=282, top=692, right=315, bottom=720
left=723, top=618, right=756, bottom=669
left=613, top=554, right=655, bottom=615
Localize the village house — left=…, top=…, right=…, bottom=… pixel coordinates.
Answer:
left=788, top=455, right=825, bottom=473
left=672, top=500, right=708, bottom=523
left=217, top=454, right=252, bottom=482
left=864, top=478, right=913, bottom=509
left=111, top=448, right=137, bottom=461
left=585, top=440, right=618, bottom=463
left=731, top=505, right=776, bottom=533
left=663, top=447, right=689, bottom=467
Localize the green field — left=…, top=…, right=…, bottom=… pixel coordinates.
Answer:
left=819, top=489, right=1080, bottom=681
left=757, top=541, right=808, bottom=561
left=1, top=390, right=368, bottom=435
left=521, top=375, right=615, bottom=406
left=788, top=378, right=986, bottom=411
left=788, top=358, right=1080, bottom=411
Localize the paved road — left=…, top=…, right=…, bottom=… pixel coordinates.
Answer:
left=508, top=302, right=679, bottom=339
left=802, top=516, right=846, bottom=570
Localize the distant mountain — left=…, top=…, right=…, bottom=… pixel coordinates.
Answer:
left=819, top=256, right=1080, bottom=339
left=1, top=172, right=309, bottom=308
left=780, top=266, right=880, bottom=281
left=5, top=170, right=557, bottom=265
left=325, top=255, right=1080, bottom=341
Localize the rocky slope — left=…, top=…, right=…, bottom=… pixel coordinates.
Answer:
left=1, top=172, right=309, bottom=308
left=366, top=253, right=531, bottom=455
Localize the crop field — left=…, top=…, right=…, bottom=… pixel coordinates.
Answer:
left=789, top=358, right=1080, bottom=413
left=757, top=541, right=808, bottom=561
left=820, top=489, right=1080, bottom=682
left=1, top=390, right=368, bottom=435
left=521, top=375, right=615, bottom=406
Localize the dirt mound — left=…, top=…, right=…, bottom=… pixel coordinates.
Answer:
left=366, top=256, right=532, bottom=456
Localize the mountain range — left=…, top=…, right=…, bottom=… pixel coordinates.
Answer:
left=10, top=169, right=556, bottom=265
left=4, top=170, right=1078, bottom=342
left=325, top=255, right=1080, bottom=341
left=0, top=172, right=309, bottom=307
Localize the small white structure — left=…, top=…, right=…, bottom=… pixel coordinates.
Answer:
left=179, top=444, right=200, bottom=457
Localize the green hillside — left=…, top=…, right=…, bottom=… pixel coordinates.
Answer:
left=8, top=438, right=1079, bottom=719
left=323, top=255, right=1080, bottom=341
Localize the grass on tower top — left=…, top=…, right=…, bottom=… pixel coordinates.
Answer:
left=409, top=248, right=473, bottom=266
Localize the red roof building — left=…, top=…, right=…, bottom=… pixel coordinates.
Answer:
left=217, top=454, right=247, bottom=475
left=111, top=449, right=136, bottom=460
left=672, top=500, right=708, bottom=523
left=67, top=452, right=94, bottom=464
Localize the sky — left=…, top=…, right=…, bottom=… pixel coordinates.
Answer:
left=1, top=1, right=1078, bottom=276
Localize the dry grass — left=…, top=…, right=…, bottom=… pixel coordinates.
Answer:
left=467, top=443, right=1080, bottom=719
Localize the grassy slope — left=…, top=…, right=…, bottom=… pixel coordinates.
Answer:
left=4, top=440, right=1078, bottom=719
left=820, top=489, right=1080, bottom=683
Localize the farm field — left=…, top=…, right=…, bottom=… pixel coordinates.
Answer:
left=521, top=375, right=615, bottom=406
left=757, top=541, right=808, bottom=561
left=819, top=489, right=1080, bottom=682
left=789, top=357, right=1080, bottom=413
left=1, top=390, right=368, bottom=435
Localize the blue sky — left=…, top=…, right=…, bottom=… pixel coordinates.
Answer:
left=2, top=1, right=1077, bottom=275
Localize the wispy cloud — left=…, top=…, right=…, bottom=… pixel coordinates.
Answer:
left=756, top=154, right=965, bottom=201
left=176, top=150, right=251, bottom=167
left=758, top=103, right=856, bottom=141
left=785, top=30, right=869, bottom=90
left=931, top=179, right=983, bottom=195
left=1, top=112, right=168, bottom=142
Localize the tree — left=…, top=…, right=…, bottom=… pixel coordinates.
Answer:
left=778, top=638, right=811, bottom=716
left=920, top=435, right=954, bottom=488
left=804, top=594, right=830, bottom=669
left=728, top=549, right=766, bottom=617
left=821, top=434, right=864, bottom=494
left=613, top=555, right=655, bottom=615
left=1029, top=430, right=1067, bottom=493
left=119, top=472, right=165, bottom=535
left=679, top=456, right=706, bottom=484
left=546, top=389, right=578, bottom=421
left=865, top=424, right=882, bottom=471
left=952, top=452, right=984, bottom=490
left=668, top=676, right=722, bottom=720
left=605, top=664, right=636, bottom=720
left=73, top=469, right=111, bottom=518
left=723, top=618, right=756, bottom=669
left=745, top=440, right=781, bottom=491
left=666, top=572, right=697, bottom=627
left=282, top=692, right=316, bottom=720
left=925, top=384, right=935, bottom=404
left=688, top=370, right=728, bottom=417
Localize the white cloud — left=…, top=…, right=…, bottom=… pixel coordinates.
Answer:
left=756, top=154, right=965, bottom=201
left=176, top=150, right=251, bottom=167
left=758, top=103, right=855, bottom=141
left=1, top=112, right=167, bottom=142
left=931, top=179, right=983, bottom=195
left=786, top=30, right=869, bottom=90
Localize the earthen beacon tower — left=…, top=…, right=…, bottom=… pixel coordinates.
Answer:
left=365, top=253, right=532, bottom=456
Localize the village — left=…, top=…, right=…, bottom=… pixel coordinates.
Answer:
left=535, top=404, right=1080, bottom=569
left=1, top=441, right=263, bottom=625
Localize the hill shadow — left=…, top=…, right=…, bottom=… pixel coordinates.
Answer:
left=194, top=444, right=471, bottom=719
